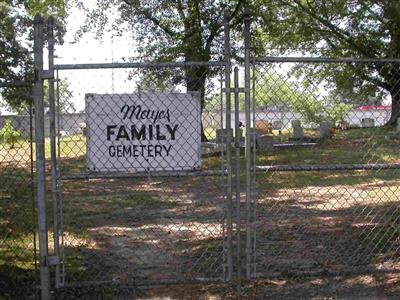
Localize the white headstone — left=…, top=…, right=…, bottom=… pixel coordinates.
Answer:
left=272, top=120, right=283, bottom=130
left=258, top=135, right=274, bottom=151
left=216, top=128, right=233, bottom=144
left=320, top=121, right=332, bottom=139
left=291, top=120, right=303, bottom=140
left=397, top=118, right=400, bottom=133
left=362, top=118, right=375, bottom=128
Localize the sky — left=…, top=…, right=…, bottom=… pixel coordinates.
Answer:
left=1, top=1, right=137, bottom=114
left=52, top=2, right=139, bottom=113
left=55, top=1, right=135, bottom=65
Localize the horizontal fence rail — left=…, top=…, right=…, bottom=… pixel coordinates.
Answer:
left=253, top=56, right=400, bottom=63
left=54, top=61, right=225, bottom=70
left=59, top=170, right=229, bottom=180
left=255, top=164, right=400, bottom=172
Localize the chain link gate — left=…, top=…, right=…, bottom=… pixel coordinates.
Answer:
left=44, top=13, right=242, bottom=298
left=52, top=62, right=234, bottom=288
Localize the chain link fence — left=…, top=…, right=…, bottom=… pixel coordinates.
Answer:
left=250, top=58, right=400, bottom=298
left=0, top=93, right=38, bottom=299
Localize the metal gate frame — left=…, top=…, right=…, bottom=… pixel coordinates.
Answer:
left=31, top=10, right=245, bottom=299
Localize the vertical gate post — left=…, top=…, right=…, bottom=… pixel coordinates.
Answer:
left=251, top=60, right=258, bottom=278
left=243, top=8, right=253, bottom=280
left=224, top=9, right=234, bottom=283
left=33, top=14, right=51, bottom=300
left=233, top=67, right=242, bottom=291
left=48, top=16, right=62, bottom=288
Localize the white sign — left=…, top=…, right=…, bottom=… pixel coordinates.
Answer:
left=86, top=92, right=201, bottom=172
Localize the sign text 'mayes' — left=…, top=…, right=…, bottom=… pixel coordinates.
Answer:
left=106, top=103, right=178, bottom=141
left=121, top=104, right=171, bottom=123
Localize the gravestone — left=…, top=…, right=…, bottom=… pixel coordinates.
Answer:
left=249, top=128, right=261, bottom=148
left=362, top=118, right=375, bottom=128
left=216, top=128, right=233, bottom=144
left=396, top=117, right=400, bottom=134
left=235, top=128, right=245, bottom=146
left=320, top=121, right=332, bottom=139
left=291, top=120, right=303, bottom=140
left=272, top=120, right=283, bottom=130
left=258, top=134, right=274, bottom=151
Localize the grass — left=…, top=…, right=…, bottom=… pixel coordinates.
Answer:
left=2, top=126, right=400, bottom=297
left=204, top=127, right=217, bottom=140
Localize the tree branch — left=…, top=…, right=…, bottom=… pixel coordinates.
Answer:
left=122, top=0, right=178, bottom=38
left=175, top=0, right=186, bottom=22
left=360, top=73, right=390, bottom=90
left=205, top=0, right=244, bottom=52
left=282, top=0, right=379, bottom=58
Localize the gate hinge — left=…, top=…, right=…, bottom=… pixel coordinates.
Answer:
left=42, top=70, right=54, bottom=80
left=222, top=87, right=249, bottom=93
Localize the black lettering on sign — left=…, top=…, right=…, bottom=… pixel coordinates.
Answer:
left=105, top=103, right=182, bottom=162
left=108, top=144, right=173, bottom=158
left=131, top=125, right=146, bottom=140
left=163, top=145, right=172, bottom=156
left=154, top=145, right=163, bottom=157
left=166, top=124, right=178, bottom=140
left=109, top=145, right=115, bottom=157
left=156, top=125, right=166, bottom=140
left=121, top=103, right=171, bottom=123
left=107, top=125, right=117, bottom=141
left=116, top=126, right=130, bottom=141
left=147, top=145, right=154, bottom=157
left=106, top=124, right=179, bottom=141
left=123, top=146, right=132, bottom=156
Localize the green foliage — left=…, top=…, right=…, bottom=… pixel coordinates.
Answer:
left=0, top=1, right=67, bottom=111
left=26, top=0, right=67, bottom=17
left=75, top=0, right=244, bottom=140
left=44, top=79, right=75, bottom=113
left=0, top=120, right=21, bottom=148
left=255, top=71, right=352, bottom=125
left=252, top=0, right=400, bottom=124
left=329, top=101, right=353, bottom=125
left=74, top=1, right=243, bottom=95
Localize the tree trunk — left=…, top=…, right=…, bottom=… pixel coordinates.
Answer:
left=387, top=91, right=400, bottom=126
left=387, top=83, right=400, bottom=126
left=185, top=65, right=209, bottom=141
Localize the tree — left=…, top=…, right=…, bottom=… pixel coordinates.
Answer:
left=49, top=79, right=76, bottom=114
left=252, top=0, right=400, bottom=125
left=0, top=1, right=67, bottom=111
left=75, top=0, right=244, bottom=140
left=254, top=70, right=352, bottom=126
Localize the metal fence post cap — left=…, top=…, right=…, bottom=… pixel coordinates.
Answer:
left=224, top=9, right=230, bottom=19
left=243, top=6, right=250, bottom=20
left=34, top=14, right=43, bottom=24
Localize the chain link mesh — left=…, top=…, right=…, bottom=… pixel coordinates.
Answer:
left=249, top=60, right=400, bottom=298
left=0, top=108, right=38, bottom=299
left=53, top=64, right=234, bottom=297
